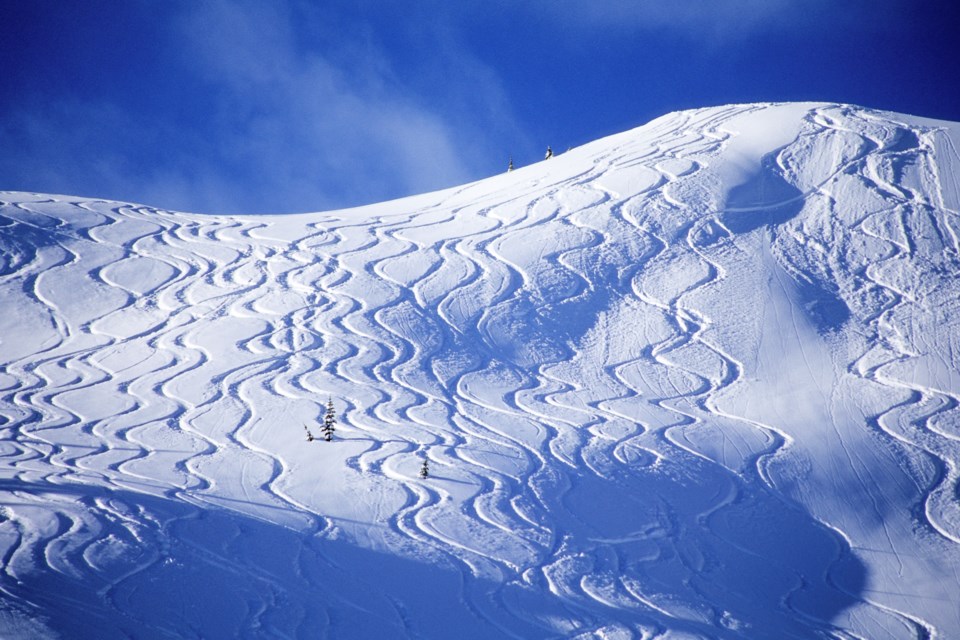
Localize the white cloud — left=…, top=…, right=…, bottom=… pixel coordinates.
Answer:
left=168, top=0, right=522, bottom=213
left=1, top=1, right=530, bottom=214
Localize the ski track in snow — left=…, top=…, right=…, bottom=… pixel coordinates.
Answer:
left=1, top=102, right=959, bottom=638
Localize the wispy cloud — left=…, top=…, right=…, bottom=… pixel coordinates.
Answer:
left=0, top=1, right=528, bottom=214
left=165, top=0, right=521, bottom=213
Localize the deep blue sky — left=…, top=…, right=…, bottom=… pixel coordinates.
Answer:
left=2, top=1, right=958, bottom=214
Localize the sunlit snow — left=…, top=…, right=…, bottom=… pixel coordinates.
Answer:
left=1, top=102, right=959, bottom=639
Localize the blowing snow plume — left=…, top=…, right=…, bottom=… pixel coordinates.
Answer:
left=1, top=102, right=959, bottom=639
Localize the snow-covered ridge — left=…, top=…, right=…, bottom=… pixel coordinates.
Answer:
left=2, top=102, right=959, bottom=639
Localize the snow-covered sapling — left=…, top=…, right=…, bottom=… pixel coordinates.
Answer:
left=322, top=398, right=337, bottom=442
left=419, top=457, right=429, bottom=479
left=304, top=425, right=315, bottom=442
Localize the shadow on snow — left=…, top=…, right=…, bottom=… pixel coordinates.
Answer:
left=722, top=149, right=851, bottom=333
left=0, top=454, right=868, bottom=640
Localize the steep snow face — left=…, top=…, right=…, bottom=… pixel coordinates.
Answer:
left=2, top=102, right=960, bottom=639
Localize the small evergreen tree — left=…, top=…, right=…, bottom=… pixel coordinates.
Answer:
left=419, top=457, right=429, bottom=479
left=304, top=425, right=315, bottom=442
left=507, top=156, right=514, bottom=172
left=322, top=398, right=336, bottom=442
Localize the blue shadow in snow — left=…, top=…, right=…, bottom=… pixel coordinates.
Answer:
left=792, top=272, right=851, bottom=333
left=721, top=152, right=804, bottom=234
left=722, top=150, right=850, bottom=332
left=0, top=213, right=61, bottom=276
left=0, top=458, right=870, bottom=640
left=553, top=449, right=869, bottom=638
left=0, top=480, right=549, bottom=640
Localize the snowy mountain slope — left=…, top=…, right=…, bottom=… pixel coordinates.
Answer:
left=1, top=102, right=960, bottom=639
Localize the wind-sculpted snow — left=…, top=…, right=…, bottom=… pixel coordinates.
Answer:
left=2, top=102, right=960, bottom=638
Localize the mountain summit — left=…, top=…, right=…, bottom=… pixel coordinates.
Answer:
left=2, top=102, right=959, bottom=639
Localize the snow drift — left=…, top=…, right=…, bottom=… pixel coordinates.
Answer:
left=1, top=102, right=959, bottom=639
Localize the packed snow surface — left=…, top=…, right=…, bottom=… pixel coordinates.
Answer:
left=2, top=102, right=960, bottom=639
